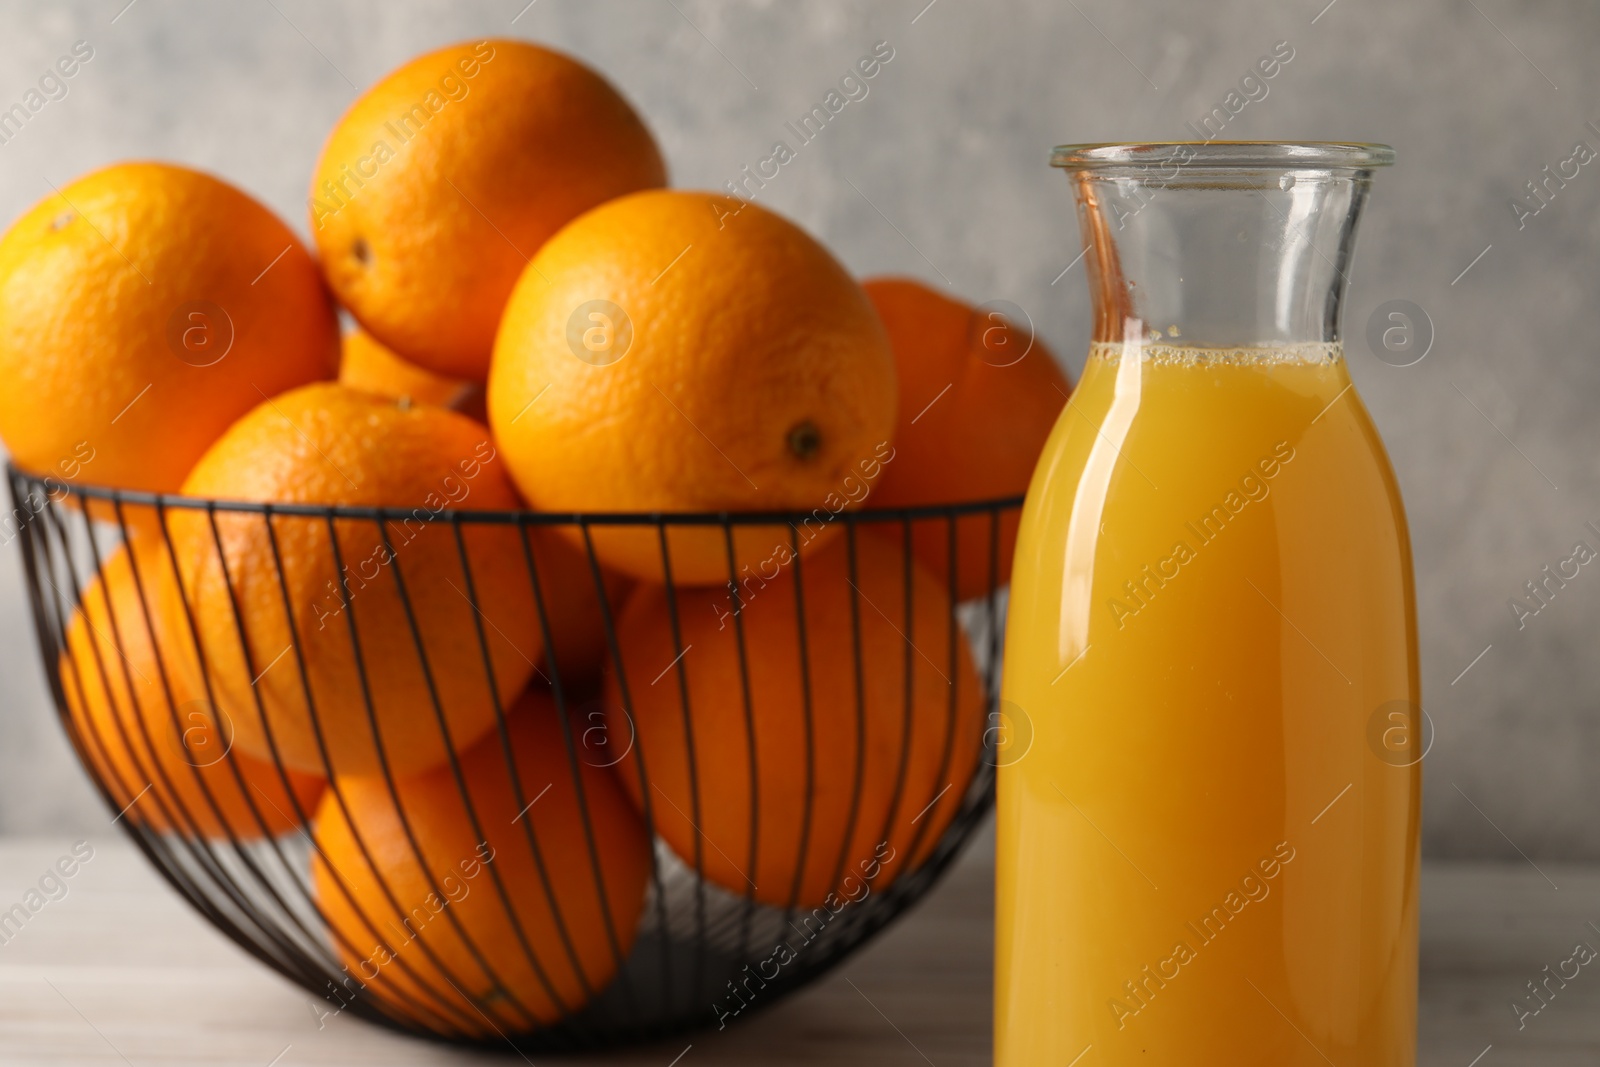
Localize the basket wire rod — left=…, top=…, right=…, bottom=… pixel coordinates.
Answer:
left=12, top=476, right=70, bottom=715
left=260, top=511, right=496, bottom=1036
left=247, top=508, right=490, bottom=1036
left=28, top=474, right=1022, bottom=526
left=213, top=505, right=478, bottom=1037
left=381, top=517, right=591, bottom=1035
left=10, top=480, right=85, bottom=749
left=825, top=516, right=918, bottom=954
left=122, top=501, right=350, bottom=960
left=574, top=523, right=672, bottom=1023
left=942, top=516, right=970, bottom=805
left=786, top=771, right=992, bottom=984
left=126, top=504, right=291, bottom=844
left=231, top=508, right=482, bottom=1038
left=495, top=519, right=642, bottom=1024
left=986, top=508, right=1004, bottom=709
left=779, top=521, right=817, bottom=925
left=32, top=506, right=246, bottom=934
left=62, top=498, right=236, bottom=847
left=800, top=502, right=998, bottom=991
left=154, top=499, right=464, bottom=1035
left=867, top=517, right=921, bottom=879
left=760, top=646, right=998, bottom=997
left=793, top=512, right=978, bottom=961
left=319, top=514, right=552, bottom=1036
left=822, top=519, right=871, bottom=911
left=718, top=521, right=761, bottom=968
left=56, top=501, right=331, bottom=979
left=175, top=503, right=323, bottom=842
left=428, top=517, right=612, bottom=1026
left=49, top=502, right=209, bottom=846
left=729, top=769, right=998, bottom=1005
left=162, top=525, right=457, bottom=1035
left=109, top=501, right=381, bottom=988
left=652, top=524, right=709, bottom=1011
left=34, top=498, right=344, bottom=1008
left=884, top=515, right=964, bottom=883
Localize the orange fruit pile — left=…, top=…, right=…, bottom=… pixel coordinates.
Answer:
left=0, top=35, right=1069, bottom=1033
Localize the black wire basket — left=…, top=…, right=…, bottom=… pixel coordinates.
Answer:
left=7, top=463, right=1015, bottom=1053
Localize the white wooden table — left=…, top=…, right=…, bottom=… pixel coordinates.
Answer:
left=0, top=827, right=1591, bottom=1065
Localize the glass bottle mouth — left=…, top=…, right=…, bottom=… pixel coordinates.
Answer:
left=1056, top=141, right=1391, bottom=345
left=1051, top=141, right=1395, bottom=171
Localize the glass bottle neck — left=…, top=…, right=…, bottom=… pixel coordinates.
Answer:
left=1058, top=144, right=1387, bottom=350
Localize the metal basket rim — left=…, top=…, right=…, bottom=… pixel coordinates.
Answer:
left=7, top=464, right=1025, bottom=527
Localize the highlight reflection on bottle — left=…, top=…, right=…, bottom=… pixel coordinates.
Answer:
left=996, top=143, right=1420, bottom=1067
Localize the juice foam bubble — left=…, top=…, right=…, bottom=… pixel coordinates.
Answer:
left=1088, top=340, right=1344, bottom=366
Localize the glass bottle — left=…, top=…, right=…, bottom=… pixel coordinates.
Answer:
left=996, top=143, right=1419, bottom=1066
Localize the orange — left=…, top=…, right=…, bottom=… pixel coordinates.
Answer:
left=0, top=161, right=337, bottom=497
left=339, top=327, right=485, bottom=422
left=489, top=190, right=898, bottom=585
left=60, top=543, right=324, bottom=838
left=311, top=689, right=651, bottom=1035
left=603, top=528, right=982, bottom=909
left=335, top=337, right=625, bottom=685
left=863, top=277, right=1071, bottom=600
left=310, top=39, right=666, bottom=381
left=166, top=382, right=607, bottom=777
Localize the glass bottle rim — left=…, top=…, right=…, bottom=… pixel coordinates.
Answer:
left=1050, top=141, right=1395, bottom=170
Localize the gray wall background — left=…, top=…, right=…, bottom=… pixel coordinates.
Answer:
left=0, top=0, right=1595, bottom=860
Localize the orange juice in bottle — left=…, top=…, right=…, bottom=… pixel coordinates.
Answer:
left=996, top=143, right=1419, bottom=1066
